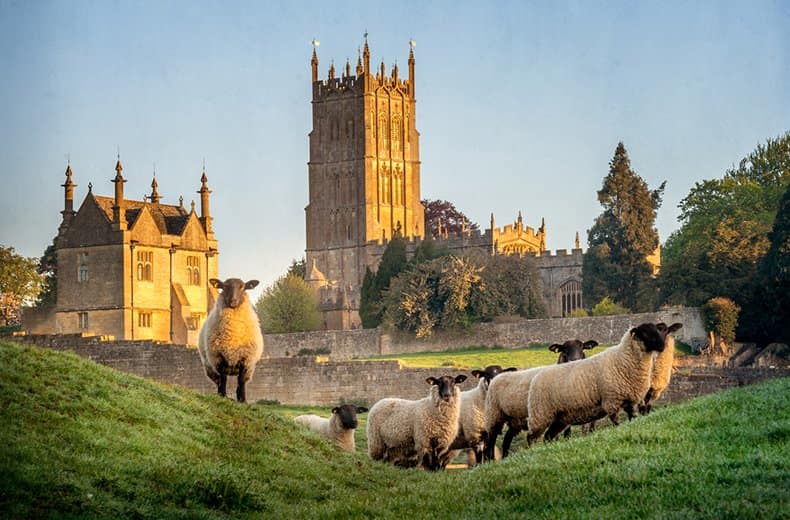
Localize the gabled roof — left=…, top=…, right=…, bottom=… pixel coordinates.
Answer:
left=92, top=195, right=192, bottom=236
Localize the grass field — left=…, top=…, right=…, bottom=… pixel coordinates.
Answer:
left=1, top=340, right=787, bottom=518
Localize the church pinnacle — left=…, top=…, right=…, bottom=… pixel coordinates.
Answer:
left=112, top=153, right=127, bottom=230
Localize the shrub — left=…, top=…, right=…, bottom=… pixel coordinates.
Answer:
left=590, top=297, right=630, bottom=316
left=702, top=297, right=741, bottom=346
left=569, top=308, right=589, bottom=318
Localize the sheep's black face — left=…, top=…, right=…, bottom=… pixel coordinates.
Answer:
left=427, top=374, right=467, bottom=401
left=471, top=365, right=517, bottom=384
left=656, top=322, right=684, bottom=344
left=210, top=278, right=260, bottom=309
left=631, top=323, right=665, bottom=353
left=333, top=404, right=368, bottom=429
left=549, top=340, right=599, bottom=364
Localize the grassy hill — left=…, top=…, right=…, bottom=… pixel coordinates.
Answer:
left=1, top=340, right=787, bottom=518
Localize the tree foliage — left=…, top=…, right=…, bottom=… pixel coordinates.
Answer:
left=658, top=131, right=790, bottom=340
left=255, top=274, right=321, bottom=334
left=590, top=297, right=630, bottom=317
left=422, top=199, right=480, bottom=238
left=287, top=258, right=306, bottom=280
left=469, top=254, right=546, bottom=321
left=35, top=239, right=57, bottom=306
left=702, top=297, right=741, bottom=355
left=583, top=142, right=665, bottom=312
left=358, top=235, right=409, bottom=328
left=0, top=245, right=43, bottom=326
left=358, top=267, right=379, bottom=329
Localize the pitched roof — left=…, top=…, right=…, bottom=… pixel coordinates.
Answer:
left=92, top=195, right=192, bottom=236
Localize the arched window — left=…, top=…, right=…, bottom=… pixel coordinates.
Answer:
left=78, top=253, right=89, bottom=282
left=391, top=116, right=401, bottom=153
left=137, top=251, right=153, bottom=281
left=378, top=112, right=388, bottom=153
left=560, top=280, right=583, bottom=317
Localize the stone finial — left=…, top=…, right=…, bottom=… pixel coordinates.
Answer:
left=575, top=231, right=580, bottom=249
left=345, top=58, right=351, bottom=78
left=328, top=60, right=335, bottom=80
left=150, top=174, right=162, bottom=204
left=356, top=48, right=363, bottom=76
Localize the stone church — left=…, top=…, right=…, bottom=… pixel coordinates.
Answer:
left=25, top=159, right=218, bottom=345
left=304, top=39, right=661, bottom=329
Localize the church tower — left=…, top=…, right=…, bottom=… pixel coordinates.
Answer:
left=305, top=37, right=424, bottom=328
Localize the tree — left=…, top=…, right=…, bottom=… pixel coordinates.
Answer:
left=35, top=239, right=57, bottom=306
left=287, top=257, right=306, bottom=279
left=590, top=297, right=630, bottom=316
left=701, top=297, right=740, bottom=357
left=255, top=274, right=321, bottom=334
left=0, top=245, right=43, bottom=326
left=583, top=142, right=665, bottom=312
left=469, top=254, right=546, bottom=321
left=658, top=131, right=790, bottom=339
left=359, top=235, right=408, bottom=328
left=422, top=199, right=480, bottom=238
left=751, top=181, right=790, bottom=343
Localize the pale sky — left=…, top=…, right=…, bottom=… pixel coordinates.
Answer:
left=1, top=0, right=788, bottom=302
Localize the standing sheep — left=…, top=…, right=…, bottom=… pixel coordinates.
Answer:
left=527, top=322, right=666, bottom=444
left=640, top=322, right=683, bottom=415
left=482, top=366, right=546, bottom=461
left=448, top=365, right=516, bottom=467
left=549, top=339, right=599, bottom=438
left=367, top=374, right=467, bottom=471
left=294, top=404, right=369, bottom=452
left=198, top=278, right=263, bottom=403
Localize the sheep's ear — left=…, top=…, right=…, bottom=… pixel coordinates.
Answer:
left=630, top=327, right=637, bottom=336
left=426, top=377, right=438, bottom=386
left=454, top=375, right=467, bottom=384
left=471, top=369, right=483, bottom=378
left=503, top=367, right=518, bottom=372
left=331, top=407, right=339, bottom=414
left=583, top=340, right=599, bottom=349
left=356, top=406, right=369, bottom=413
left=245, top=280, right=260, bottom=290
left=549, top=344, right=562, bottom=353
left=668, top=323, right=683, bottom=333
left=209, top=278, right=223, bottom=289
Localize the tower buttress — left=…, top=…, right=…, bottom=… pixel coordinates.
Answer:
left=408, top=42, right=415, bottom=95
left=112, top=157, right=127, bottom=230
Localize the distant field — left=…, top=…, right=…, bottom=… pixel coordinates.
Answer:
left=2, top=340, right=785, bottom=518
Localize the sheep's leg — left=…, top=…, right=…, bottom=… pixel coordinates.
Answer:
left=483, top=423, right=503, bottom=462
left=544, top=421, right=566, bottom=442
left=216, top=358, right=228, bottom=397
left=501, top=425, right=521, bottom=457
left=608, top=412, right=621, bottom=426
left=624, top=402, right=637, bottom=421
left=236, top=361, right=247, bottom=403
left=563, top=426, right=572, bottom=439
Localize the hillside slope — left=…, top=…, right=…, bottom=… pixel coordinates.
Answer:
left=1, top=341, right=787, bottom=518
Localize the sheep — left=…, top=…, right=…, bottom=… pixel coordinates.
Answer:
left=482, top=366, right=546, bottom=461
left=367, top=374, right=467, bottom=471
left=447, top=365, right=517, bottom=467
left=294, top=404, right=369, bottom=452
left=549, top=339, right=599, bottom=438
left=526, top=322, right=666, bottom=444
left=197, top=277, right=263, bottom=403
left=639, top=322, right=683, bottom=415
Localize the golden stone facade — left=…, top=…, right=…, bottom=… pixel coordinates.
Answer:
left=41, top=161, right=219, bottom=345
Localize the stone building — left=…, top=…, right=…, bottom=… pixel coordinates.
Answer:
left=25, top=160, right=219, bottom=345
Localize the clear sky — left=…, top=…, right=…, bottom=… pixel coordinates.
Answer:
left=1, top=0, right=788, bottom=302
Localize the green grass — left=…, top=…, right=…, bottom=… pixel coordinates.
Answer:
left=359, top=344, right=610, bottom=369
left=2, top=340, right=788, bottom=518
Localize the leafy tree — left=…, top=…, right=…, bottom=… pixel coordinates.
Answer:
left=422, top=199, right=479, bottom=238
left=469, top=254, right=546, bottom=321
left=583, top=142, right=665, bottom=312
left=701, top=297, right=740, bottom=357
left=35, top=239, right=57, bottom=306
left=255, top=274, right=321, bottom=334
left=658, top=131, right=790, bottom=340
left=750, top=181, right=790, bottom=343
left=287, top=257, right=306, bottom=279
left=0, top=245, right=43, bottom=326
left=590, top=297, right=630, bottom=316
left=409, top=235, right=448, bottom=267
left=359, top=235, right=408, bottom=328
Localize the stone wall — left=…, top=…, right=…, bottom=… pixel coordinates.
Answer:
left=264, top=307, right=707, bottom=360
left=9, top=332, right=786, bottom=408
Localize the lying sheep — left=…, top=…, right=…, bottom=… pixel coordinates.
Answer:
left=295, top=404, right=369, bottom=452
left=526, top=323, right=666, bottom=443
left=367, top=374, right=467, bottom=471
left=198, top=278, right=263, bottom=403
left=640, top=322, right=683, bottom=415
left=549, top=339, right=599, bottom=438
left=482, top=366, right=546, bottom=461
left=448, top=365, right=516, bottom=467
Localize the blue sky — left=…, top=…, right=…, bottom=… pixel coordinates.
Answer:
left=1, top=0, right=788, bottom=299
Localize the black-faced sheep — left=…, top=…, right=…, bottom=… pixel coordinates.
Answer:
left=294, top=404, right=369, bottom=452
left=448, top=365, right=516, bottom=467
left=197, top=278, right=263, bottom=403
left=482, top=366, right=546, bottom=461
left=367, top=374, right=467, bottom=471
left=639, top=322, right=683, bottom=415
left=549, top=339, right=599, bottom=438
left=526, top=322, right=666, bottom=444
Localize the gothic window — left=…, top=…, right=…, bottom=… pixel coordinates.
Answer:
left=77, top=253, right=89, bottom=282
left=78, top=312, right=88, bottom=329
left=560, top=280, right=583, bottom=317
left=391, top=116, right=401, bottom=153
left=137, top=251, right=153, bottom=282
left=378, top=112, right=388, bottom=153
left=138, top=312, right=152, bottom=328
left=187, top=313, right=203, bottom=331
left=187, top=256, right=200, bottom=286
